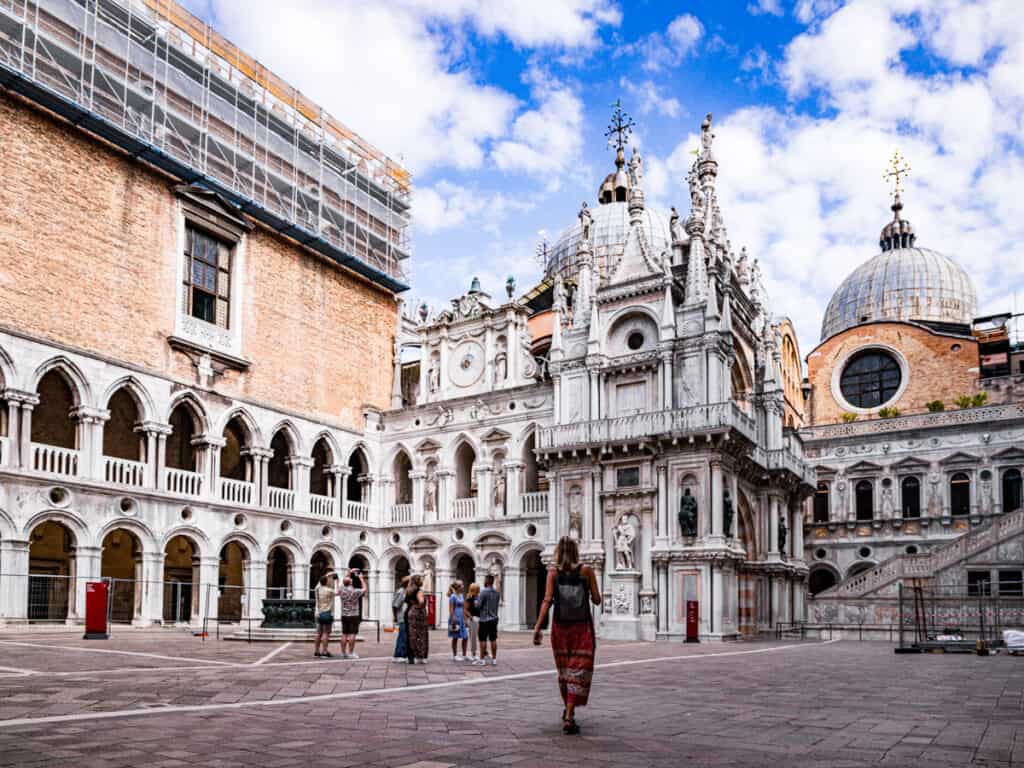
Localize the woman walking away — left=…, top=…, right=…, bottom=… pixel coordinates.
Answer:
left=314, top=571, right=338, bottom=658
left=448, top=580, right=469, bottom=661
left=392, top=575, right=411, bottom=663
left=405, top=574, right=429, bottom=665
left=532, top=536, right=602, bottom=735
left=465, top=583, right=481, bottom=662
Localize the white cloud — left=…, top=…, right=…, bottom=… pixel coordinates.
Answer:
left=619, top=78, right=682, bottom=118
left=492, top=68, right=585, bottom=185
left=183, top=0, right=620, bottom=175
left=414, top=181, right=534, bottom=235
left=747, top=0, right=784, bottom=16
left=622, top=13, right=704, bottom=72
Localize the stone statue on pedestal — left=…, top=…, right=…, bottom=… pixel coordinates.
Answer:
left=422, top=561, right=435, bottom=594
left=778, top=515, right=788, bottom=554
left=614, top=515, right=637, bottom=570
left=678, top=488, right=698, bottom=537
left=723, top=489, right=735, bottom=538
left=425, top=469, right=437, bottom=514
left=492, top=471, right=506, bottom=513
left=568, top=486, right=583, bottom=540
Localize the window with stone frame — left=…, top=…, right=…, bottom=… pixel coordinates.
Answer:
left=813, top=482, right=830, bottom=523
left=967, top=570, right=992, bottom=596
left=999, top=570, right=1023, bottom=597
left=901, top=476, right=921, bottom=518
left=183, top=225, right=232, bottom=329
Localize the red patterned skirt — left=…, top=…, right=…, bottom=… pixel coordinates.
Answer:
left=550, top=619, right=595, bottom=707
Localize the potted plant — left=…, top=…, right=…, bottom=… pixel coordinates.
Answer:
left=925, top=400, right=945, bottom=412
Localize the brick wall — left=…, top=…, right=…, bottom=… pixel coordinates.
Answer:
left=805, top=321, right=979, bottom=425
left=0, top=91, right=395, bottom=430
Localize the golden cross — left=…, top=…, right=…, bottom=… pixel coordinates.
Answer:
left=883, top=150, right=911, bottom=198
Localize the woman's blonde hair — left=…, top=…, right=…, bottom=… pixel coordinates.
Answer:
left=554, top=536, right=580, bottom=573
left=467, top=582, right=480, bottom=598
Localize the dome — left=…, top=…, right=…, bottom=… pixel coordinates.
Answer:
left=545, top=201, right=671, bottom=284
left=820, top=246, right=977, bottom=341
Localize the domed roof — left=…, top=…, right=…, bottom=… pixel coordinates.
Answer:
left=545, top=201, right=671, bottom=284
left=820, top=202, right=977, bottom=340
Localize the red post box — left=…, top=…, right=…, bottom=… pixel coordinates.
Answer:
left=425, top=594, right=437, bottom=628
left=83, top=581, right=109, bottom=640
left=685, top=599, right=699, bottom=643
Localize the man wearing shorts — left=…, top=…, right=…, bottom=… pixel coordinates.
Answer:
left=339, top=569, right=366, bottom=659
left=474, top=574, right=500, bottom=666
left=314, top=570, right=337, bottom=658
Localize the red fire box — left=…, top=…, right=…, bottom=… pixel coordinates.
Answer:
left=685, top=599, right=699, bottom=643
left=425, top=594, right=437, bottom=627
left=83, top=581, right=109, bottom=640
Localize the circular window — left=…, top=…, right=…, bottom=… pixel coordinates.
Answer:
left=233, top=514, right=246, bottom=528
left=951, top=343, right=962, bottom=352
left=526, top=524, right=537, bottom=537
left=359, top=531, right=368, bottom=543
left=414, top=418, right=421, bottom=427
left=391, top=532, right=401, bottom=545
left=508, top=402, right=516, bottom=410
left=905, top=545, right=919, bottom=555
left=980, top=469, right=992, bottom=481
left=858, top=546, right=872, bottom=559
left=881, top=477, right=892, bottom=488
left=119, top=497, right=136, bottom=514
left=321, top=525, right=332, bottom=539
left=814, top=547, right=827, bottom=560
left=48, top=487, right=69, bottom=506
left=840, top=349, right=902, bottom=409
left=181, top=507, right=193, bottom=521
left=627, top=331, right=645, bottom=351
left=280, top=520, right=291, bottom=533
left=454, top=528, right=465, bottom=541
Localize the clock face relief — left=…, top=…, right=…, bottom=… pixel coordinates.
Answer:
left=450, top=340, right=485, bottom=387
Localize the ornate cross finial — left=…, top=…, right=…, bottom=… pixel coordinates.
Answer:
left=884, top=150, right=911, bottom=199
left=604, top=99, right=635, bottom=152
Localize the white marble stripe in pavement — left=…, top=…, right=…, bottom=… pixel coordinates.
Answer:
left=0, top=639, right=235, bottom=666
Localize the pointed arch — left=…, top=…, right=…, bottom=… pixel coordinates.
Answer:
left=101, top=376, right=156, bottom=423
left=310, top=431, right=340, bottom=465
left=346, top=443, right=371, bottom=502
left=31, top=356, right=92, bottom=406
left=267, top=419, right=303, bottom=456
left=392, top=445, right=414, bottom=505
left=453, top=436, right=478, bottom=500
left=217, top=407, right=262, bottom=447
left=0, top=342, right=16, bottom=390
left=166, top=391, right=211, bottom=435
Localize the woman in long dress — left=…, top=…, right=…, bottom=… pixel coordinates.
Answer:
left=532, top=536, right=602, bottom=735
left=405, top=574, right=429, bottom=665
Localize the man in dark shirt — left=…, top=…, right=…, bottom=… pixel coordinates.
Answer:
left=474, top=574, right=501, bottom=666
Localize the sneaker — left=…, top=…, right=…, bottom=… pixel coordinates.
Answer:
left=472, top=658, right=486, bottom=666
left=407, top=659, right=416, bottom=664
left=349, top=653, right=360, bottom=660
left=341, top=652, right=351, bottom=660
left=489, top=658, right=497, bottom=666
left=314, top=652, right=322, bottom=658
left=417, top=658, right=428, bottom=665
left=322, top=652, right=333, bottom=659
left=469, top=655, right=478, bottom=662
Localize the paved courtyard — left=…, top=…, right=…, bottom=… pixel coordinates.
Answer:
left=0, top=629, right=1022, bottom=767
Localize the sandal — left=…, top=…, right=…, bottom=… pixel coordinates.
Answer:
left=563, top=719, right=580, bottom=735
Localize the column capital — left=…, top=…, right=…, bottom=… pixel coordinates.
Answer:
left=286, top=455, right=315, bottom=469
left=0, top=538, right=30, bottom=551
left=242, top=447, right=274, bottom=459
left=193, top=434, right=227, bottom=449
left=135, top=420, right=173, bottom=436
left=3, top=389, right=39, bottom=406
left=409, top=471, right=427, bottom=480
left=327, top=464, right=352, bottom=478
left=71, top=406, right=109, bottom=424
left=502, top=461, right=526, bottom=471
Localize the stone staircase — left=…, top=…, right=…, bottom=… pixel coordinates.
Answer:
left=818, top=508, right=1024, bottom=599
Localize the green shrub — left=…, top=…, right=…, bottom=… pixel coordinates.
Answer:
left=841, top=413, right=859, bottom=423
left=954, top=395, right=973, bottom=409
left=925, top=400, right=945, bottom=412
left=971, top=392, right=988, bottom=407
left=878, top=406, right=901, bottom=418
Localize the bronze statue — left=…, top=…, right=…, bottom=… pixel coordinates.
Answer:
left=723, top=489, right=734, bottom=538
left=678, top=487, right=698, bottom=537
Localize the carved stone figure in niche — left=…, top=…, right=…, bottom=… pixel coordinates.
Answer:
left=980, top=473, right=993, bottom=515
left=568, top=485, right=583, bottom=540
left=927, top=471, right=942, bottom=516
left=422, top=560, right=435, bottom=594
left=428, top=359, right=440, bottom=393
left=552, top=275, right=566, bottom=314
left=678, top=487, right=698, bottom=538
left=495, top=353, right=507, bottom=383
left=613, top=515, right=637, bottom=570
left=613, top=583, right=630, bottom=614
left=493, top=471, right=506, bottom=513
left=778, top=514, right=788, bottom=554
left=881, top=486, right=895, bottom=518
left=723, top=489, right=735, bottom=538
left=424, top=468, right=437, bottom=514
left=579, top=201, right=592, bottom=241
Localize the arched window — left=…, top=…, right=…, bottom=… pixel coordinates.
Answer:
left=813, top=482, right=830, bottom=523
left=808, top=567, right=838, bottom=595
left=393, top=451, right=413, bottom=505
left=950, top=472, right=971, bottom=516
left=33, top=370, right=77, bottom=449
left=347, top=448, right=368, bottom=502
left=901, top=477, right=921, bottom=518
left=309, top=438, right=333, bottom=498
left=1003, top=469, right=1022, bottom=513
left=855, top=480, right=874, bottom=521
left=103, top=388, right=144, bottom=462
left=455, top=442, right=476, bottom=499
left=220, top=417, right=251, bottom=482
left=839, top=349, right=901, bottom=409
left=267, top=430, right=292, bottom=489
left=166, top=402, right=199, bottom=471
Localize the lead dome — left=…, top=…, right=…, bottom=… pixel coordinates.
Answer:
left=819, top=197, right=977, bottom=341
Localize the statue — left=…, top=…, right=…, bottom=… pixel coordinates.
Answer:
left=493, top=471, right=506, bottom=513
left=495, top=353, right=507, bottom=382
left=628, top=146, right=644, bottom=185
left=428, top=360, right=440, bottom=393
left=927, top=471, right=942, bottom=516
left=424, top=469, right=437, bottom=514
left=688, top=166, right=702, bottom=212
left=778, top=514, right=788, bottom=554
left=578, top=201, right=592, bottom=241
left=881, top=486, right=895, bottom=518
left=613, top=515, right=637, bottom=571
left=669, top=206, right=684, bottom=243
left=568, top=486, right=583, bottom=540
left=422, top=561, right=435, bottom=594
left=678, top=487, right=698, bottom=537
left=700, top=112, right=714, bottom=154
left=552, top=275, right=566, bottom=314
left=723, top=489, right=735, bottom=538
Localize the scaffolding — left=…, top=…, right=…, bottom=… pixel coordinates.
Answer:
left=0, top=0, right=411, bottom=291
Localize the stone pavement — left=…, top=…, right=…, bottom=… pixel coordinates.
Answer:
left=0, top=629, right=1022, bottom=767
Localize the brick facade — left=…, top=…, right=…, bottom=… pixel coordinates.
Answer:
left=0, top=91, right=395, bottom=429
left=805, top=321, right=979, bottom=425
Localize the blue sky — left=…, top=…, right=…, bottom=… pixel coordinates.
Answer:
left=182, top=0, right=1024, bottom=359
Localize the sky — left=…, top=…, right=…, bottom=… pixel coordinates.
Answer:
left=181, top=0, right=1024, bottom=361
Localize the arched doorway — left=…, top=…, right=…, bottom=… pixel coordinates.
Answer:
left=522, top=550, right=546, bottom=629
left=808, top=566, right=839, bottom=595
left=310, top=550, right=334, bottom=595
left=163, top=535, right=197, bottom=624
left=28, top=520, right=76, bottom=621
left=267, top=546, right=292, bottom=599
left=218, top=541, right=248, bottom=622
left=101, top=529, right=142, bottom=623
left=452, top=553, right=475, bottom=590
left=393, top=555, right=411, bottom=588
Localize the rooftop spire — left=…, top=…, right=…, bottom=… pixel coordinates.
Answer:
left=599, top=100, right=636, bottom=204
left=879, top=151, right=915, bottom=251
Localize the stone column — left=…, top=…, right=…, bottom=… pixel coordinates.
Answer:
left=0, top=539, right=29, bottom=623
left=252, top=448, right=274, bottom=508
left=245, top=557, right=267, bottom=622
left=792, top=503, right=805, bottom=563
left=16, top=396, right=38, bottom=469
left=661, top=351, right=674, bottom=411
left=72, top=407, right=108, bottom=480
left=138, top=551, right=165, bottom=625
left=289, top=561, right=311, bottom=601
left=131, top=553, right=145, bottom=625
left=476, top=466, right=492, bottom=519
left=769, top=495, right=780, bottom=557
left=196, top=435, right=226, bottom=502
left=330, top=465, right=350, bottom=519
left=436, top=468, right=454, bottom=522
left=70, top=546, right=102, bottom=623
left=546, top=471, right=558, bottom=542
left=503, top=461, right=524, bottom=517
left=195, top=556, right=221, bottom=626
left=656, top=464, right=668, bottom=541
left=435, top=568, right=452, bottom=627
left=588, top=366, right=600, bottom=419
left=438, top=327, right=450, bottom=400
left=710, top=460, right=723, bottom=541
left=503, top=565, right=521, bottom=629
left=289, top=455, right=314, bottom=512
left=410, top=470, right=426, bottom=523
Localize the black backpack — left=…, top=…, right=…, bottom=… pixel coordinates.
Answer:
left=554, top=568, right=589, bottom=623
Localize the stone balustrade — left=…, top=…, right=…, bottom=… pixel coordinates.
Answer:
left=802, top=402, right=1024, bottom=443
left=344, top=500, right=370, bottom=522
left=32, top=443, right=79, bottom=477
left=267, top=486, right=295, bottom=511
left=310, top=493, right=335, bottom=518
left=165, top=467, right=203, bottom=497
left=452, top=497, right=477, bottom=520
left=221, top=478, right=255, bottom=505
left=537, top=402, right=757, bottom=453
left=521, top=491, right=548, bottom=516
left=390, top=503, right=413, bottom=524
left=104, top=456, right=146, bottom=487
